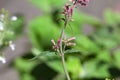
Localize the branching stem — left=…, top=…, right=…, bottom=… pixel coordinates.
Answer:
left=59, top=16, right=71, bottom=80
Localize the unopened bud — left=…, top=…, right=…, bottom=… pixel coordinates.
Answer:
left=67, top=37, right=76, bottom=42
left=51, top=39, right=56, bottom=45
left=66, top=42, right=76, bottom=46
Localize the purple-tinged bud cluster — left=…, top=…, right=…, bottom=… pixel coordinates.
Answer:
left=73, top=0, right=89, bottom=6
left=63, top=36, right=76, bottom=47
left=51, top=39, right=61, bottom=50
left=62, top=0, right=89, bottom=19
left=51, top=36, right=76, bottom=51
left=62, top=3, right=74, bottom=19
left=51, top=0, right=89, bottom=52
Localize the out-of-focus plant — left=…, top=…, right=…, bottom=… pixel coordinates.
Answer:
left=0, top=9, right=24, bottom=64
left=0, top=9, right=15, bottom=63
left=14, top=0, right=120, bottom=80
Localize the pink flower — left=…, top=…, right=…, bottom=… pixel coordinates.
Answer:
left=63, top=36, right=76, bottom=47
left=67, top=37, right=76, bottom=42
left=72, top=0, right=89, bottom=6
left=62, top=3, right=74, bottom=18
left=62, top=0, right=89, bottom=18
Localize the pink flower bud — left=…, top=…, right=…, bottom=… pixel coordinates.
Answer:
left=68, top=5, right=74, bottom=18
left=72, top=0, right=89, bottom=6
left=66, top=42, right=76, bottom=46
left=51, top=39, right=56, bottom=45
left=79, top=0, right=89, bottom=6
left=67, top=37, right=76, bottom=42
left=62, top=3, right=75, bottom=19
left=51, top=39, right=58, bottom=50
left=57, top=38, right=61, bottom=46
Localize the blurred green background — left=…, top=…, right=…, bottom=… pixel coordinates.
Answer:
left=0, top=0, right=120, bottom=80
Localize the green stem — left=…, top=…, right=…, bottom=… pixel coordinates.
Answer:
left=59, top=16, right=68, bottom=53
left=61, top=53, right=71, bottom=80
left=59, top=16, right=71, bottom=80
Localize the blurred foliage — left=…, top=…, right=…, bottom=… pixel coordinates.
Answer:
left=14, top=0, right=120, bottom=80
left=0, top=9, right=24, bottom=54
left=10, top=14, right=24, bottom=38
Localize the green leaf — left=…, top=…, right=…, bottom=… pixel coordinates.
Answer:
left=104, top=9, right=117, bottom=25
left=46, top=60, right=64, bottom=73
left=94, top=36, right=118, bottom=49
left=10, top=15, right=24, bottom=37
left=32, top=48, right=56, bottom=56
left=49, top=0, right=65, bottom=7
left=75, top=35, right=99, bottom=54
left=115, top=12, right=120, bottom=23
left=29, top=0, right=65, bottom=12
left=66, top=56, right=82, bottom=79
left=65, top=11, right=100, bottom=35
left=29, top=16, right=60, bottom=50
left=32, top=48, right=58, bottom=61
left=31, top=48, right=63, bottom=73
left=22, top=74, right=35, bottom=80
left=64, top=49, right=81, bottom=54
left=114, top=50, right=120, bottom=69
left=29, top=0, right=51, bottom=12
left=14, top=57, right=37, bottom=73
left=83, top=60, right=110, bottom=78
left=97, top=50, right=112, bottom=62
left=104, top=9, right=120, bottom=25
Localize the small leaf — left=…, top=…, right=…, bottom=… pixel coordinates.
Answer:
left=64, top=49, right=81, bottom=54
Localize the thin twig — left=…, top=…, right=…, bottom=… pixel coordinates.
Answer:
left=61, top=53, right=71, bottom=80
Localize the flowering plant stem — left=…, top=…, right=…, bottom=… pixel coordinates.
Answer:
left=51, top=1, right=89, bottom=79
left=59, top=16, right=71, bottom=80
left=61, top=52, right=71, bottom=80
